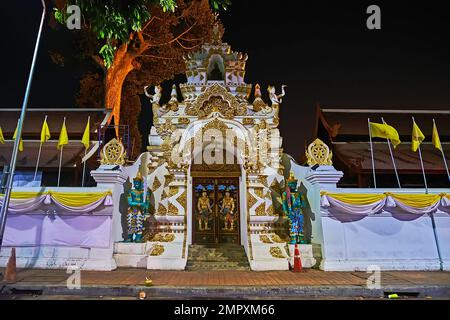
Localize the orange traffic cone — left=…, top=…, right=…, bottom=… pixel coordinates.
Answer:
left=293, top=243, right=303, bottom=272
left=4, top=247, right=17, bottom=283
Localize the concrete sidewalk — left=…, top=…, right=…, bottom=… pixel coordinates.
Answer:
left=1, top=268, right=450, bottom=299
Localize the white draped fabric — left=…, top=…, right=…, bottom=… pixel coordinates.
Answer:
left=386, top=195, right=441, bottom=215
left=0, top=195, right=48, bottom=214
left=321, top=193, right=450, bottom=216
left=51, top=194, right=113, bottom=213
left=321, top=194, right=386, bottom=215
left=0, top=192, right=113, bottom=214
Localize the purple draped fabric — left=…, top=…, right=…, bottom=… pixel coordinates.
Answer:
left=3, top=214, right=112, bottom=248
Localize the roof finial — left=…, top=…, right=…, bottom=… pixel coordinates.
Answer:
left=170, top=84, right=178, bottom=99
left=255, top=84, right=262, bottom=98
left=211, top=13, right=223, bottom=44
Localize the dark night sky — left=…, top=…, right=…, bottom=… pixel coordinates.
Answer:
left=0, top=1, right=449, bottom=157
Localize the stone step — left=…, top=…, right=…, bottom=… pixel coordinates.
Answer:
left=188, top=253, right=248, bottom=260
left=186, top=261, right=249, bottom=267
left=186, top=261, right=250, bottom=271
left=186, top=266, right=250, bottom=271
left=188, top=251, right=248, bottom=257
left=188, top=258, right=248, bottom=263
left=188, top=257, right=248, bottom=261
left=189, top=248, right=247, bottom=252
left=186, top=244, right=250, bottom=271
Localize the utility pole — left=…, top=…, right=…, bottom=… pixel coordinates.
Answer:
left=0, top=0, right=46, bottom=248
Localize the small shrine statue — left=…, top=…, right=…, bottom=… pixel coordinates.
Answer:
left=281, top=172, right=306, bottom=244
left=268, top=84, right=287, bottom=106
left=126, top=172, right=151, bottom=243
left=220, top=189, right=236, bottom=231
left=144, top=85, right=162, bottom=104
left=197, top=189, right=212, bottom=231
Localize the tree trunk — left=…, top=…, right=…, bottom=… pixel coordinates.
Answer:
left=104, top=43, right=135, bottom=135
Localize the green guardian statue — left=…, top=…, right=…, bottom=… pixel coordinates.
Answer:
left=282, top=172, right=306, bottom=244
left=126, top=172, right=151, bottom=243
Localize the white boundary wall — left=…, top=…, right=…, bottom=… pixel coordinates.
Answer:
left=0, top=187, right=117, bottom=271
left=299, top=162, right=450, bottom=272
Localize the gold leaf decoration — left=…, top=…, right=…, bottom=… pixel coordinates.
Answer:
left=169, top=186, right=179, bottom=198
left=259, top=176, right=268, bottom=187
left=177, top=190, right=187, bottom=212
left=156, top=204, right=167, bottom=216
left=185, top=83, right=245, bottom=119
left=306, top=138, right=333, bottom=166
left=269, top=247, right=285, bottom=259
left=178, top=117, right=190, bottom=125
left=254, top=188, right=264, bottom=199
left=266, top=204, right=275, bottom=216
left=152, top=176, right=162, bottom=190
left=162, top=188, right=169, bottom=198
left=270, top=234, right=284, bottom=243
left=247, top=191, right=258, bottom=210
left=164, top=175, right=174, bottom=187
left=100, top=138, right=126, bottom=165
left=167, top=202, right=179, bottom=215
left=152, top=233, right=175, bottom=242
left=149, top=244, right=164, bottom=256
left=243, top=118, right=255, bottom=126
left=260, top=235, right=272, bottom=243
left=255, top=203, right=266, bottom=216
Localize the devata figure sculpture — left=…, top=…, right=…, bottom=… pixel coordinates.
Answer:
left=126, top=172, right=151, bottom=243
left=220, top=189, right=236, bottom=231
left=144, top=85, right=162, bottom=104
left=197, top=188, right=212, bottom=231
left=282, top=172, right=306, bottom=244
left=268, top=84, right=287, bottom=106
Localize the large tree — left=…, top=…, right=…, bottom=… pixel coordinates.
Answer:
left=53, top=0, right=230, bottom=136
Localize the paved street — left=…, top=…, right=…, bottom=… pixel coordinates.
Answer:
left=1, top=268, right=449, bottom=287
left=1, top=268, right=450, bottom=300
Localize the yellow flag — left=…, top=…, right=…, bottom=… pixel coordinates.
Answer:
left=432, top=122, right=442, bottom=152
left=57, top=120, right=68, bottom=150
left=370, top=122, right=401, bottom=148
left=411, top=121, right=425, bottom=152
left=40, top=118, right=51, bottom=143
left=81, top=117, right=90, bottom=150
left=13, top=122, right=24, bottom=152
left=0, top=127, right=4, bottom=144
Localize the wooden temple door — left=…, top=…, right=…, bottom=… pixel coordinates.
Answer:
left=192, top=177, right=240, bottom=245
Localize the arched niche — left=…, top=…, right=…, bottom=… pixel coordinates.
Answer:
left=206, top=54, right=225, bottom=81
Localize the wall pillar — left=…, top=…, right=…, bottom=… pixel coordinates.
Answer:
left=304, top=165, right=344, bottom=191
left=91, top=164, right=128, bottom=242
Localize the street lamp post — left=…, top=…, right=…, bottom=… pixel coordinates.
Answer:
left=0, top=0, right=47, bottom=248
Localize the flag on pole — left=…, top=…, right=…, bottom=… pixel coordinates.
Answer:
left=13, top=122, right=24, bottom=152
left=411, top=121, right=425, bottom=152
left=81, top=117, right=90, bottom=150
left=432, top=122, right=442, bottom=152
left=0, top=127, right=4, bottom=144
left=34, top=116, right=51, bottom=181
left=40, top=118, right=51, bottom=143
left=369, top=122, right=401, bottom=148
left=411, top=117, right=428, bottom=193
left=57, top=120, right=68, bottom=150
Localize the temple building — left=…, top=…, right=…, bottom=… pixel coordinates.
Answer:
left=0, top=108, right=109, bottom=187
left=314, top=106, right=450, bottom=188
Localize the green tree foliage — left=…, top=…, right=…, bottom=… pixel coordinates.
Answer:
left=54, top=0, right=230, bottom=68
